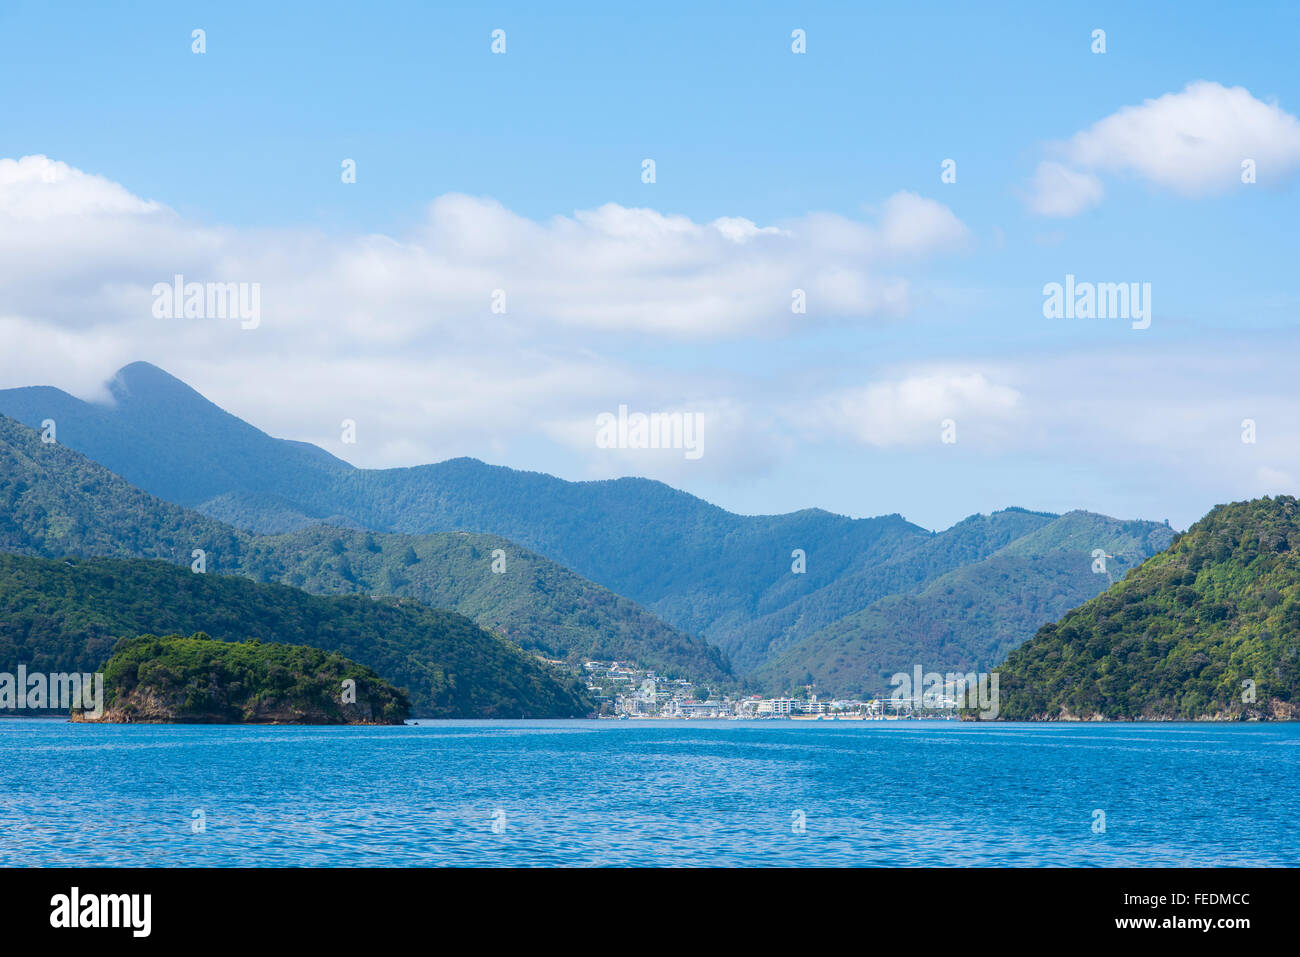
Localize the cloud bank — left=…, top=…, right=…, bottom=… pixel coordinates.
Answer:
left=1, top=154, right=1296, bottom=528
left=1026, top=81, right=1300, bottom=216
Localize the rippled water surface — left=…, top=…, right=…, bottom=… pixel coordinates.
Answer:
left=2, top=719, right=1296, bottom=866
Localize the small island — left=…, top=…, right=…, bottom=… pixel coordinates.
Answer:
left=75, top=632, right=410, bottom=724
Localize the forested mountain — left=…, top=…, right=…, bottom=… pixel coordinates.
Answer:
left=0, top=363, right=1173, bottom=676
left=0, top=552, right=591, bottom=718
left=754, top=511, right=1174, bottom=697
left=0, top=413, right=728, bottom=683
left=997, top=497, right=1300, bottom=720
left=0, top=362, right=350, bottom=510
left=715, top=507, right=1072, bottom=671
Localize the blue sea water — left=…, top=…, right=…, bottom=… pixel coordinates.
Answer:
left=1, top=718, right=1296, bottom=867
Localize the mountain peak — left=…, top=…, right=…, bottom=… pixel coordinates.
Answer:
left=115, top=360, right=169, bottom=377
left=107, top=361, right=208, bottom=407
left=0, top=360, right=351, bottom=506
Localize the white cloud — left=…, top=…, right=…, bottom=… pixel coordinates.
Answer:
left=874, top=191, right=971, bottom=255
left=807, top=371, right=1023, bottom=447
left=1026, top=81, right=1300, bottom=215
left=1069, top=82, right=1300, bottom=194
left=0, top=155, right=161, bottom=219
left=782, top=344, right=1300, bottom=522
left=4, top=154, right=1296, bottom=528
left=541, top=396, right=789, bottom=484
left=1254, top=466, right=1297, bottom=496
left=0, top=154, right=972, bottom=477
left=958, top=346, right=1300, bottom=512
left=0, top=156, right=971, bottom=342
left=1026, top=161, right=1105, bottom=217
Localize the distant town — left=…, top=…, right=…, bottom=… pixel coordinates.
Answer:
left=578, top=660, right=966, bottom=720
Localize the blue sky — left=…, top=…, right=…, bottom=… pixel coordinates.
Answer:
left=2, top=1, right=1299, bottom=530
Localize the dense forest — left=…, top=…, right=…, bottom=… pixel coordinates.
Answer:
left=89, top=632, right=410, bottom=724
left=0, top=552, right=594, bottom=717
left=997, top=496, right=1300, bottom=720
left=755, top=511, right=1174, bottom=697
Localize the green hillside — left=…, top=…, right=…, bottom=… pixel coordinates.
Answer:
left=754, top=511, right=1173, bottom=697
left=248, top=525, right=731, bottom=679
left=0, top=413, right=728, bottom=684
left=716, top=508, right=1071, bottom=672
left=996, top=497, right=1300, bottom=720
left=87, top=633, right=410, bottom=724
left=0, top=553, right=591, bottom=718
left=0, top=407, right=245, bottom=564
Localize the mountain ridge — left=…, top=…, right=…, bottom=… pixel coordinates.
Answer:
left=754, top=509, right=1174, bottom=697
left=0, top=362, right=1174, bottom=676
left=0, top=411, right=729, bottom=683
